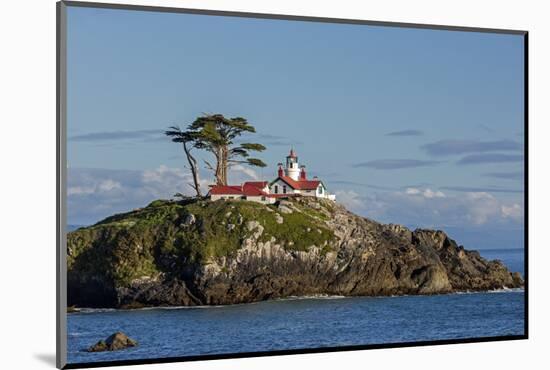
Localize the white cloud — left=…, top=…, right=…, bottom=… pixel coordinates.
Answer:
left=68, top=166, right=198, bottom=225
left=423, top=189, right=446, bottom=199
left=68, top=179, right=121, bottom=196
left=334, top=190, right=365, bottom=212
left=355, top=187, right=524, bottom=228
left=501, top=203, right=524, bottom=222
left=97, top=179, right=122, bottom=192
left=68, top=165, right=525, bottom=232
left=230, top=165, right=260, bottom=181
left=405, top=187, right=421, bottom=195
left=67, top=186, right=95, bottom=196
left=405, top=187, right=445, bottom=198
left=462, top=192, right=500, bottom=225
left=68, top=164, right=269, bottom=225
left=141, top=165, right=194, bottom=199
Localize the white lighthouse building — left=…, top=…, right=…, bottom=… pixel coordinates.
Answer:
left=208, top=148, right=335, bottom=202
left=284, top=148, right=301, bottom=181
left=268, top=149, right=335, bottom=200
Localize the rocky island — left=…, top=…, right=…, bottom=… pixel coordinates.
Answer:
left=67, top=197, right=523, bottom=309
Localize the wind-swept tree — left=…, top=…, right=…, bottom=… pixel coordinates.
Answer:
left=165, top=126, right=203, bottom=197
left=189, top=114, right=267, bottom=185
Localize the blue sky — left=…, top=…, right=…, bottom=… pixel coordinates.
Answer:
left=66, top=6, right=525, bottom=249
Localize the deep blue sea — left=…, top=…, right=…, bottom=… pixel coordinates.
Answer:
left=67, top=248, right=525, bottom=364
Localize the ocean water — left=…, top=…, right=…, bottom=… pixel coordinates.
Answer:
left=67, top=248, right=525, bottom=365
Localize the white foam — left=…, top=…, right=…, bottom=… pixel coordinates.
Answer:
left=486, top=287, right=524, bottom=294
left=278, top=294, right=347, bottom=301
left=76, top=308, right=117, bottom=313
left=451, top=287, right=524, bottom=295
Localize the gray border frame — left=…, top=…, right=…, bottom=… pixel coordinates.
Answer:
left=61, top=0, right=527, bottom=34
left=56, top=1, right=528, bottom=369
left=57, top=1, right=68, bottom=368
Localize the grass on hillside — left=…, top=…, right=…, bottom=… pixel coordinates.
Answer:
left=67, top=197, right=336, bottom=285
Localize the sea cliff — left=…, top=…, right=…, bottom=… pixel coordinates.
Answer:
left=67, top=197, right=523, bottom=308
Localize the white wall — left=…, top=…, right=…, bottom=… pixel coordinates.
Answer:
left=317, top=184, right=325, bottom=196
left=285, top=165, right=300, bottom=180
left=246, top=195, right=276, bottom=204
left=3, top=1, right=548, bottom=370
left=302, top=189, right=316, bottom=197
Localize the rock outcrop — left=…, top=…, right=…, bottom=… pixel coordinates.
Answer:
left=88, top=332, right=138, bottom=352
left=67, top=197, right=523, bottom=308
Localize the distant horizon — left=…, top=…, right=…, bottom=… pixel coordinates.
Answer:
left=66, top=6, right=525, bottom=250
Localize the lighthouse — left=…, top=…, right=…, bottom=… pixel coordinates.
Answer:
left=209, top=147, right=336, bottom=202
left=268, top=148, right=335, bottom=200
left=285, top=148, right=300, bottom=181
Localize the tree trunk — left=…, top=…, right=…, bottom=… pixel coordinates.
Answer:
left=212, top=145, right=230, bottom=186
left=221, top=146, right=229, bottom=185
left=182, top=142, right=202, bottom=197
left=213, top=146, right=229, bottom=186
left=214, top=147, right=223, bottom=185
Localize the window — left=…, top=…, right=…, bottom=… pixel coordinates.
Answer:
left=318, top=186, right=323, bottom=194
left=261, top=196, right=266, bottom=201
left=283, top=185, right=287, bottom=194
left=274, top=185, right=278, bottom=194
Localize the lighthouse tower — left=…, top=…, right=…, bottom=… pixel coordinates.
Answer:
left=285, top=148, right=300, bottom=181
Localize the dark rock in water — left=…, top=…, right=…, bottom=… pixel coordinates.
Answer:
left=67, top=197, right=524, bottom=308
left=88, top=340, right=108, bottom=353
left=88, top=332, right=137, bottom=352
left=67, top=305, right=80, bottom=313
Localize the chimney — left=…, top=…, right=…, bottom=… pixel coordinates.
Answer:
left=277, top=163, right=284, bottom=177
left=299, top=165, right=307, bottom=180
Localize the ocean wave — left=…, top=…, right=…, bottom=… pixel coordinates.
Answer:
left=278, top=294, right=348, bottom=301
left=77, top=308, right=117, bottom=313
left=139, top=305, right=225, bottom=310
left=486, top=287, right=524, bottom=294
left=453, top=287, right=524, bottom=295
left=75, top=305, right=227, bottom=313
left=68, top=332, right=88, bottom=337
left=73, top=295, right=350, bottom=313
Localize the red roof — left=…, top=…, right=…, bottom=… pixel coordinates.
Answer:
left=242, top=183, right=267, bottom=196
left=209, top=181, right=270, bottom=197
left=244, top=181, right=268, bottom=189
left=209, top=185, right=243, bottom=195
left=209, top=176, right=322, bottom=197
left=275, top=175, right=320, bottom=190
